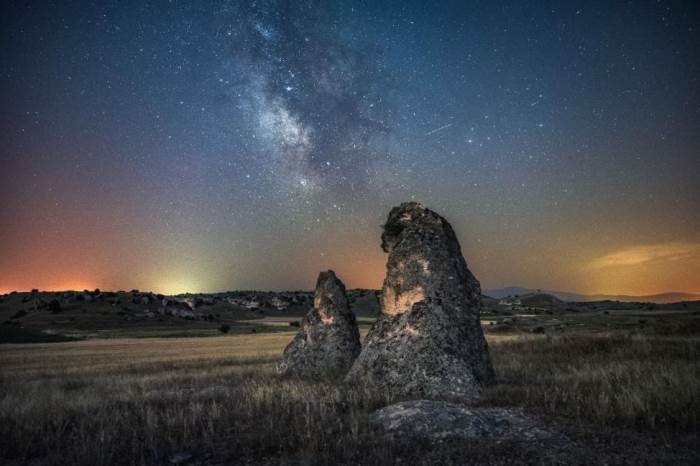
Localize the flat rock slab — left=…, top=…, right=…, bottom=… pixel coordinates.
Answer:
left=370, top=400, right=560, bottom=443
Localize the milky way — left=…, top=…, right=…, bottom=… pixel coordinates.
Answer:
left=223, top=0, right=392, bottom=199
left=1, top=1, right=698, bottom=294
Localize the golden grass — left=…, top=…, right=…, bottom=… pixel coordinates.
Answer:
left=1, top=332, right=698, bottom=465
left=0, top=332, right=394, bottom=465
left=0, top=333, right=292, bottom=374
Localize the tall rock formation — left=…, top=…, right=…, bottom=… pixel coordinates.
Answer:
left=279, top=270, right=361, bottom=377
left=346, top=202, right=494, bottom=399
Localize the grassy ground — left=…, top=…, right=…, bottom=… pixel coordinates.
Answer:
left=483, top=333, right=700, bottom=429
left=1, top=331, right=698, bottom=465
left=0, top=326, right=79, bottom=344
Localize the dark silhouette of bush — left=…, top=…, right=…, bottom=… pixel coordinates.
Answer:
left=48, top=299, right=61, bottom=314
left=219, top=324, right=230, bottom=334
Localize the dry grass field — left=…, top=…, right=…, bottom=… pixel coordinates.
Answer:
left=1, top=330, right=699, bottom=465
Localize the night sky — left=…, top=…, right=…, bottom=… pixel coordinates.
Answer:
left=1, top=1, right=698, bottom=295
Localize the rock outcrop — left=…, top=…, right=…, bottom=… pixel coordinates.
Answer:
left=346, top=202, right=494, bottom=399
left=279, top=270, right=361, bottom=377
left=370, top=400, right=558, bottom=443
left=159, top=299, right=198, bottom=319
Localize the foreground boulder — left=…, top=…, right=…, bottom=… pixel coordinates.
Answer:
left=370, top=400, right=558, bottom=443
left=278, top=271, right=361, bottom=377
left=346, top=202, right=494, bottom=399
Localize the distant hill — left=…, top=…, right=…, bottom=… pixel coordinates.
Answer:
left=585, top=292, right=700, bottom=304
left=518, top=293, right=565, bottom=308
left=484, top=287, right=700, bottom=304
left=484, top=287, right=587, bottom=302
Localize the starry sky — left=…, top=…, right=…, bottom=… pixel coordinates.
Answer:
left=1, top=0, right=699, bottom=295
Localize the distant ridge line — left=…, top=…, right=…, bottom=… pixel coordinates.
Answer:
left=483, top=287, right=700, bottom=304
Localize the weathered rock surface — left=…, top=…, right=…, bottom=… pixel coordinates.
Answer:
left=346, top=202, right=494, bottom=399
left=278, top=270, right=361, bottom=377
left=370, top=400, right=558, bottom=443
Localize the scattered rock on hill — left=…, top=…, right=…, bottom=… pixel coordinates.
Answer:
left=346, top=202, right=494, bottom=400
left=159, top=299, right=197, bottom=319
left=183, top=297, right=199, bottom=310
left=370, top=400, right=559, bottom=443
left=169, top=451, right=193, bottom=464
left=279, top=270, right=361, bottom=377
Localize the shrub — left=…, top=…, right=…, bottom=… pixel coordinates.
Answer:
left=48, top=299, right=62, bottom=314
